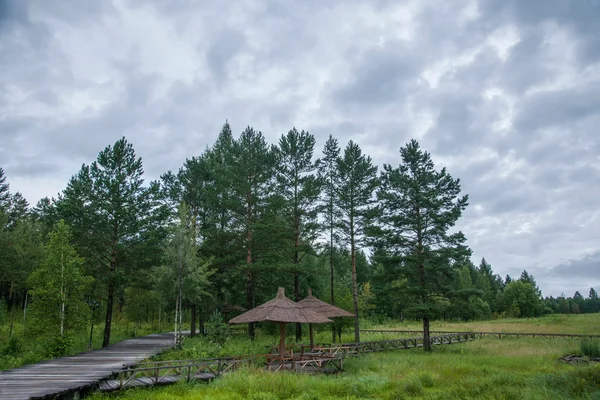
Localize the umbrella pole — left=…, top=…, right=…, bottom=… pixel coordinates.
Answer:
left=309, top=323, right=314, bottom=350
left=279, top=322, right=286, bottom=362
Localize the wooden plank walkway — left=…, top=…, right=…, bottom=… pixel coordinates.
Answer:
left=0, top=332, right=178, bottom=400
left=361, top=329, right=600, bottom=339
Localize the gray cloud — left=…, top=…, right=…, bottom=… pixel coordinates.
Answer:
left=0, top=0, right=598, bottom=296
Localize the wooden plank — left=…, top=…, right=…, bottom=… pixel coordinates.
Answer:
left=0, top=332, right=178, bottom=400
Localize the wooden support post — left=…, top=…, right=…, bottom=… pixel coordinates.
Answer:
left=309, top=323, right=314, bottom=350
left=279, top=322, right=286, bottom=362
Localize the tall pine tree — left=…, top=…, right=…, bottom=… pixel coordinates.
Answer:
left=336, top=141, right=378, bottom=342
left=318, top=135, right=341, bottom=340
left=275, top=128, right=321, bottom=341
left=57, top=137, right=161, bottom=347
left=229, top=127, right=277, bottom=339
left=372, top=139, right=469, bottom=351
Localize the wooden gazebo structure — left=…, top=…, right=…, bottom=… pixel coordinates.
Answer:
left=297, top=288, right=355, bottom=349
left=229, top=287, right=332, bottom=361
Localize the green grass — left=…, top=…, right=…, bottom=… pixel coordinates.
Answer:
left=90, top=338, right=600, bottom=400
left=580, top=339, right=600, bottom=358
left=367, top=313, right=600, bottom=335
left=88, top=314, right=600, bottom=400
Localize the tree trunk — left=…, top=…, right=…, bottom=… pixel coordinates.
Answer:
left=330, top=227, right=335, bottom=343
left=190, top=304, right=197, bottom=338
left=199, top=311, right=206, bottom=336
left=350, top=221, right=360, bottom=343
left=22, top=289, right=28, bottom=326
left=423, top=315, right=431, bottom=351
left=103, top=280, right=115, bottom=347
left=8, top=290, right=16, bottom=338
left=294, top=271, right=301, bottom=342
left=104, top=236, right=117, bottom=348
left=246, top=271, right=255, bottom=340
left=246, top=204, right=255, bottom=340
left=174, top=295, right=179, bottom=347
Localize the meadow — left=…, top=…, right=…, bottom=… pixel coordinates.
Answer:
left=89, top=314, right=600, bottom=400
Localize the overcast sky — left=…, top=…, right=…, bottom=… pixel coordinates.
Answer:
left=1, top=0, right=598, bottom=297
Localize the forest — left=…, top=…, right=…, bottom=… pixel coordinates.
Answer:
left=1, top=122, right=598, bottom=359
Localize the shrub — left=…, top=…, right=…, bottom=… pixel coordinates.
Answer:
left=2, top=335, right=22, bottom=356
left=207, top=311, right=230, bottom=346
left=46, top=335, right=72, bottom=358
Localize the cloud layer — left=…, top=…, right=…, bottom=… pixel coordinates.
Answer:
left=1, top=0, right=599, bottom=296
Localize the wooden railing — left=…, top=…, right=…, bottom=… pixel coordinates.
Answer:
left=101, top=357, right=252, bottom=391
left=100, top=332, right=475, bottom=392
left=310, top=332, right=476, bottom=358
left=360, top=330, right=600, bottom=339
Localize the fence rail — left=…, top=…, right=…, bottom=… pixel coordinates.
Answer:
left=99, top=332, right=477, bottom=392
left=312, top=332, right=477, bottom=357
left=360, top=330, right=600, bottom=339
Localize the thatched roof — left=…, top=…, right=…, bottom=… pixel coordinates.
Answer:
left=229, top=288, right=332, bottom=324
left=297, top=288, right=355, bottom=318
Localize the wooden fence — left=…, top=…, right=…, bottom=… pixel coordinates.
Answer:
left=360, top=330, right=600, bottom=339
left=99, top=332, right=476, bottom=392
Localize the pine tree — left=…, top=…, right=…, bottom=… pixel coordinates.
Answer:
left=336, top=141, right=378, bottom=342
left=0, top=167, right=10, bottom=210
left=229, top=127, right=277, bottom=339
left=275, top=128, right=321, bottom=341
left=57, top=137, right=160, bottom=347
left=371, top=139, right=469, bottom=350
left=7, top=192, right=29, bottom=228
left=317, top=135, right=341, bottom=341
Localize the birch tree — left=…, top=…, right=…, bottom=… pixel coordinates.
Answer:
left=28, top=220, right=92, bottom=352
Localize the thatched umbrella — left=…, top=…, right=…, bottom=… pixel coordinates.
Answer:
left=297, top=288, right=355, bottom=349
left=229, top=287, right=332, bottom=361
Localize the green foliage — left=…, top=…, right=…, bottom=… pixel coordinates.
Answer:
left=207, top=311, right=230, bottom=346
left=28, top=220, right=93, bottom=340
left=371, top=139, right=470, bottom=348
left=499, top=281, right=544, bottom=318
left=45, top=334, right=72, bottom=358
left=0, top=167, right=10, bottom=209
left=336, top=140, right=379, bottom=342
left=1, top=335, right=22, bottom=357
left=57, top=137, right=166, bottom=346
left=580, top=339, right=600, bottom=358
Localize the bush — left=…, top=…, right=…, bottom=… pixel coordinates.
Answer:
left=2, top=335, right=22, bottom=356
left=207, top=311, right=230, bottom=346
left=580, top=339, right=600, bottom=358
left=46, top=335, right=72, bottom=358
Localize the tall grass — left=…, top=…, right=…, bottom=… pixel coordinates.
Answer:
left=89, top=334, right=600, bottom=400
left=580, top=339, right=600, bottom=358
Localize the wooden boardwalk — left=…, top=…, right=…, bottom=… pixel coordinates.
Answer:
left=0, top=332, right=177, bottom=400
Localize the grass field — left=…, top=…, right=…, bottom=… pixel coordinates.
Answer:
left=89, top=314, right=600, bottom=400
left=366, top=313, right=600, bottom=335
